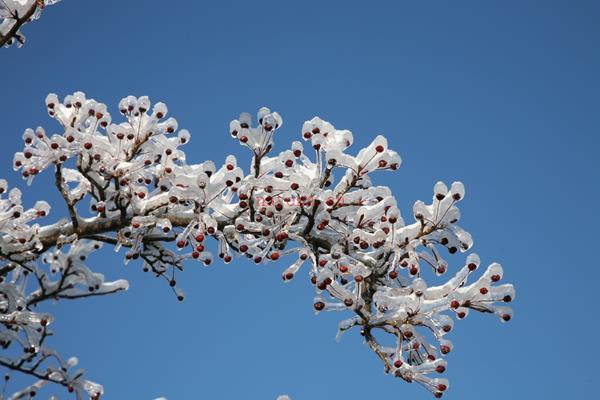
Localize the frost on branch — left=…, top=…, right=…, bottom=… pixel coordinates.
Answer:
left=0, top=1, right=60, bottom=48
left=0, top=184, right=109, bottom=399
left=2, top=91, right=514, bottom=398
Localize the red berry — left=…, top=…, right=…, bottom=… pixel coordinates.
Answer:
left=339, top=265, right=348, bottom=273
left=195, top=233, right=205, bottom=242
left=502, top=314, right=511, bottom=321
left=468, top=263, right=477, bottom=271
left=479, top=287, right=489, bottom=295
left=375, top=145, right=385, bottom=153
left=450, top=300, right=460, bottom=309
left=440, top=345, right=451, bottom=354
left=436, top=365, right=446, bottom=373
left=393, top=360, right=403, bottom=368
left=314, top=301, right=325, bottom=311
left=389, top=270, right=398, bottom=279
left=276, top=232, right=288, bottom=241
left=176, top=240, right=186, bottom=248
left=270, top=252, right=280, bottom=261
left=239, top=244, right=248, bottom=253
left=491, top=274, right=501, bottom=282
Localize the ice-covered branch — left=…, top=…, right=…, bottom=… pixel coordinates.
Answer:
left=0, top=92, right=515, bottom=398
left=0, top=1, right=60, bottom=48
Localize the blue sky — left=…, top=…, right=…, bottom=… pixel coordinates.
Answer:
left=1, top=0, right=599, bottom=398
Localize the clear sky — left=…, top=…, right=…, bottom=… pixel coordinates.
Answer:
left=1, top=0, right=599, bottom=399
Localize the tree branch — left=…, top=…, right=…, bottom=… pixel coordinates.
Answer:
left=0, top=2, right=37, bottom=47
left=54, top=163, right=80, bottom=232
